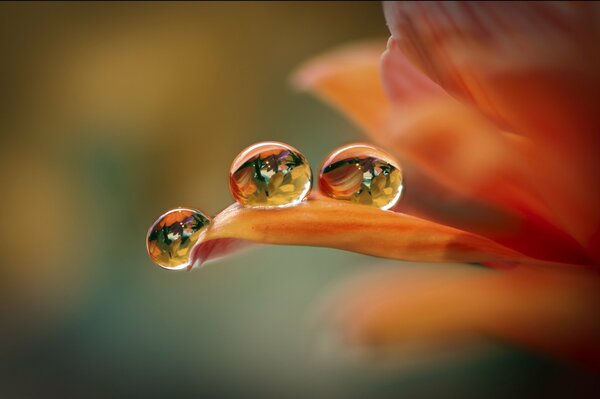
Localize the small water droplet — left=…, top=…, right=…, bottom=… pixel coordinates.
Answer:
left=229, top=141, right=312, bottom=207
left=146, top=208, right=211, bottom=270
left=319, top=143, right=403, bottom=210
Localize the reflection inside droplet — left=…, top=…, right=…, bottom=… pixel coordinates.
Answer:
left=229, top=141, right=312, bottom=208
left=319, top=143, right=403, bottom=210
left=146, top=208, right=211, bottom=270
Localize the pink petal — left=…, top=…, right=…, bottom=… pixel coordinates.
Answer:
left=383, top=1, right=600, bottom=258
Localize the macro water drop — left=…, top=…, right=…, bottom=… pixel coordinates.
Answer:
left=319, top=143, right=403, bottom=210
left=229, top=141, right=312, bottom=208
left=146, top=208, right=211, bottom=270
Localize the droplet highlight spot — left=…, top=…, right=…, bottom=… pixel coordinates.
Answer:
left=229, top=141, right=312, bottom=207
left=146, top=208, right=211, bottom=270
left=319, top=143, right=403, bottom=210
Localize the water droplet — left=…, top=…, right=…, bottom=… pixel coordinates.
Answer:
left=229, top=141, right=312, bottom=207
left=146, top=208, right=211, bottom=270
left=319, top=143, right=403, bottom=210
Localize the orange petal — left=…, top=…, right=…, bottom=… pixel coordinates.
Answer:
left=294, top=40, right=527, bottom=212
left=292, top=40, right=390, bottom=135
left=320, top=264, right=600, bottom=369
left=190, top=196, right=531, bottom=269
left=394, top=167, right=592, bottom=266
left=292, top=40, right=591, bottom=264
left=384, top=1, right=600, bottom=257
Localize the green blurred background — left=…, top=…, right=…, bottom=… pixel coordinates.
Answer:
left=0, top=2, right=596, bottom=398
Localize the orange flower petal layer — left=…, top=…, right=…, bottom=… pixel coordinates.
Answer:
left=294, top=41, right=524, bottom=213
left=189, top=196, right=531, bottom=269
left=293, top=40, right=591, bottom=264
left=320, top=264, right=600, bottom=369
left=293, top=40, right=390, bottom=135
left=384, top=1, right=600, bottom=258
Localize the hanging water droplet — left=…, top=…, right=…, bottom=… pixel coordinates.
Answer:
left=319, top=143, right=403, bottom=210
left=229, top=141, right=312, bottom=207
left=146, top=208, right=211, bottom=270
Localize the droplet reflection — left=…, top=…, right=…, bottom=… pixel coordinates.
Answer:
left=146, top=208, right=211, bottom=270
left=319, top=143, right=403, bottom=210
left=229, top=141, right=312, bottom=207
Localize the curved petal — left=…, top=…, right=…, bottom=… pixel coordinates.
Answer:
left=294, top=41, right=517, bottom=208
left=292, top=40, right=390, bottom=135
left=318, top=265, right=600, bottom=369
left=292, top=41, right=591, bottom=264
left=189, top=196, right=532, bottom=269
left=384, top=1, right=600, bottom=258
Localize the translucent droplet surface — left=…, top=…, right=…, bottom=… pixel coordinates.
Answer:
left=146, top=208, right=211, bottom=270
left=319, top=143, right=403, bottom=210
left=229, top=141, right=312, bottom=207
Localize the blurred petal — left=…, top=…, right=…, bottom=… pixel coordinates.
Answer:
left=293, top=40, right=591, bottom=264
left=380, top=37, right=447, bottom=103
left=293, top=40, right=389, bottom=134
left=294, top=40, right=527, bottom=208
left=395, top=171, right=592, bottom=266
left=190, top=196, right=531, bottom=268
left=384, top=1, right=600, bottom=258
left=322, top=265, right=600, bottom=369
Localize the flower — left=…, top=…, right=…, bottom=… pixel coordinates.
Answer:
left=191, top=2, right=600, bottom=368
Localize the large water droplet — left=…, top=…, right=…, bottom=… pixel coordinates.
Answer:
left=319, top=143, right=403, bottom=210
left=146, top=208, right=211, bottom=270
left=229, top=141, right=312, bottom=207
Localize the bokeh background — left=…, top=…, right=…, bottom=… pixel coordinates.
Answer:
left=1, top=2, right=597, bottom=398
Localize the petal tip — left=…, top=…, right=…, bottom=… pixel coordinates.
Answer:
left=290, top=39, right=387, bottom=92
